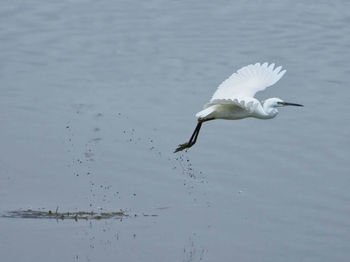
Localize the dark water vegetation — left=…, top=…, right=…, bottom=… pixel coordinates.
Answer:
left=2, top=209, right=128, bottom=221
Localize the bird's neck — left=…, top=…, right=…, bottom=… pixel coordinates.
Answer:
left=262, top=105, right=278, bottom=119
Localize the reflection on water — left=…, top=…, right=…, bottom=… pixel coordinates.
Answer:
left=183, top=234, right=208, bottom=262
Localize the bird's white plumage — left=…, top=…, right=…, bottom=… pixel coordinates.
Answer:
left=197, top=62, right=286, bottom=120
left=204, top=97, right=260, bottom=112
left=210, top=62, right=286, bottom=102
left=175, top=62, right=302, bottom=152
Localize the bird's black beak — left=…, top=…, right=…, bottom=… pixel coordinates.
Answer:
left=280, top=102, right=304, bottom=107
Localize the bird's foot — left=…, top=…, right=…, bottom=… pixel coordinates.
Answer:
left=174, top=141, right=195, bottom=153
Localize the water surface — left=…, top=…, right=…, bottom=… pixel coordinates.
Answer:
left=1, top=1, right=350, bottom=261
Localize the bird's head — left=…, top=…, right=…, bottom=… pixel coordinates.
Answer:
left=263, top=98, right=303, bottom=115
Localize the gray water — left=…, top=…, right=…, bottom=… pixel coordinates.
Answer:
left=1, top=0, right=350, bottom=261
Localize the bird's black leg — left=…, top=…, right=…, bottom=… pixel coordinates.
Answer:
left=174, top=118, right=213, bottom=153
left=192, top=122, right=202, bottom=144
left=174, top=122, right=201, bottom=153
left=188, top=122, right=202, bottom=144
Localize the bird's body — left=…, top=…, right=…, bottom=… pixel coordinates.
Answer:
left=174, top=62, right=303, bottom=153
left=196, top=98, right=275, bottom=120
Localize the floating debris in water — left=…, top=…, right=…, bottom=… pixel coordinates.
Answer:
left=2, top=209, right=129, bottom=221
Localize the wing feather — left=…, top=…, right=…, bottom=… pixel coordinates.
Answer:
left=211, top=62, right=286, bottom=101
left=205, top=97, right=260, bottom=113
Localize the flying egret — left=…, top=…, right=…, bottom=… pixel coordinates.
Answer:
left=174, top=62, right=303, bottom=153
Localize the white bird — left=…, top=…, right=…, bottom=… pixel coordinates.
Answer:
left=174, top=62, right=303, bottom=153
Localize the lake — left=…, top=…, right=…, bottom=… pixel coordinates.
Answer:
left=0, top=0, right=349, bottom=261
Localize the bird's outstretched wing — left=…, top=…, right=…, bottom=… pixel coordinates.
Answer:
left=210, top=62, right=286, bottom=101
left=204, top=97, right=260, bottom=113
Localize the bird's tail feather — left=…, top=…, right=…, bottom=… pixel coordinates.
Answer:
left=195, top=105, right=216, bottom=120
